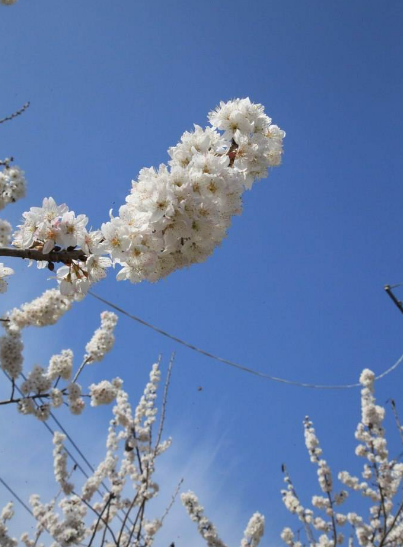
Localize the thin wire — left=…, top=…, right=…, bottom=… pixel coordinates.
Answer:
left=89, top=291, right=403, bottom=390
left=0, top=476, right=34, bottom=517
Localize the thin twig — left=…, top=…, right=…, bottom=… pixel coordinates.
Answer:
left=117, top=493, right=139, bottom=546
left=390, top=400, right=403, bottom=452
left=72, top=356, right=91, bottom=384
left=160, top=478, right=184, bottom=525
left=0, top=102, right=30, bottom=125
left=0, top=391, right=52, bottom=406
left=379, top=498, right=403, bottom=547
left=125, top=497, right=146, bottom=547
left=155, top=353, right=175, bottom=453
left=100, top=497, right=113, bottom=547
left=78, top=493, right=118, bottom=547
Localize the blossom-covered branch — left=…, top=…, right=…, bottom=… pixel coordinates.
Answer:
left=281, top=369, right=403, bottom=547
left=0, top=289, right=119, bottom=420
left=0, top=98, right=284, bottom=298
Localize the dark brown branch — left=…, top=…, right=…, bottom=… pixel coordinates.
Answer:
left=117, top=493, right=139, bottom=546
left=0, top=391, right=52, bottom=406
left=384, top=285, right=403, bottom=316
left=0, top=102, right=30, bottom=125
left=0, top=246, right=87, bottom=263
left=77, top=493, right=118, bottom=547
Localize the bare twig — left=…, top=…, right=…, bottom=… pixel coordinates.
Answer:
left=160, top=478, right=184, bottom=526
left=0, top=102, right=30, bottom=125
left=117, top=493, right=139, bottom=546
left=72, top=356, right=92, bottom=384
left=390, top=399, right=403, bottom=452
left=100, top=497, right=113, bottom=547
left=78, top=493, right=118, bottom=547
left=155, top=353, right=175, bottom=453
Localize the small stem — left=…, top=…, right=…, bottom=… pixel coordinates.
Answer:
left=117, top=493, right=139, bottom=546
left=100, top=498, right=112, bottom=547
left=379, top=498, right=403, bottom=547
left=154, top=353, right=175, bottom=454
left=77, top=493, right=118, bottom=547
left=72, top=356, right=91, bottom=384
left=160, top=478, right=184, bottom=525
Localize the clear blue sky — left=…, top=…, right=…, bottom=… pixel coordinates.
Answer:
left=1, top=1, right=403, bottom=545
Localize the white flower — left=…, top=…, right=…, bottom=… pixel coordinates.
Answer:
left=57, top=211, right=88, bottom=249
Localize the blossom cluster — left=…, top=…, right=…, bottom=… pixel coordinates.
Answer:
left=0, top=289, right=72, bottom=381
left=85, top=310, right=118, bottom=362
left=181, top=491, right=228, bottom=547
left=0, top=292, right=119, bottom=420
left=281, top=370, right=403, bottom=547
left=0, top=502, right=16, bottom=547
left=0, top=263, right=14, bottom=294
left=12, top=197, right=112, bottom=299
left=0, top=165, right=26, bottom=211
left=10, top=99, right=284, bottom=297
left=106, top=98, right=284, bottom=284
left=181, top=491, right=266, bottom=547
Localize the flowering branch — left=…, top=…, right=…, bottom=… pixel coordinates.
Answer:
left=0, top=99, right=284, bottom=299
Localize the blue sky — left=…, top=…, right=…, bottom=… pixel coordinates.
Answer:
left=1, top=0, right=403, bottom=545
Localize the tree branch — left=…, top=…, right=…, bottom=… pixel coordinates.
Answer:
left=0, top=247, right=87, bottom=263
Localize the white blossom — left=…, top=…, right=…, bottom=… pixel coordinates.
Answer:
left=85, top=311, right=118, bottom=362
left=53, top=432, right=74, bottom=495
left=47, top=349, right=74, bottom=381
left=0, top=166, right=26, bottom=210
left=89, top=379, right=120, bottom=406
left=241, top=512, right=265, bottom=547
left=0, top=263, right=14, bottom=294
